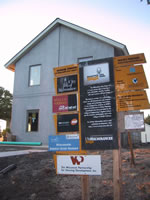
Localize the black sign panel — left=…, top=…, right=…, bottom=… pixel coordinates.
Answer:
left=79, top=58, right=118, bottom=150
left=57, top=114, right=79, bottom=133
left=57, top=75, right=78, bottom=94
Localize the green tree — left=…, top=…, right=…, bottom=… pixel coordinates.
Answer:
left=141, top=0, right=150, bottom=4
left=0, top=87, right=13, bottom=127
left=144, top=114, right=150, bottom=125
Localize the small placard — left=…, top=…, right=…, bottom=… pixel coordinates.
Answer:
left=48, top=134, right=80, bottom=151
left=52, top=94, right=77, bottom=113
left=57, top=113, right=79, bottom=133
left=57, top=74, right=78, bottom=94
left=57, top=155, right=101, bottom=175
left=124, top=112, right=145, bottom=131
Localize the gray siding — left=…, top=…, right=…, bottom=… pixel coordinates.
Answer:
left=59, top=25, right=114, bottom=65
left=11, top=25, right=115, bottom=145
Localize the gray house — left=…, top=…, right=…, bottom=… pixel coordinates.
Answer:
left=5, top=18, right=128, bottom=145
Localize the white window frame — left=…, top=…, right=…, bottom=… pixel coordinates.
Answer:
left=29, top=65, right=41, bottom=86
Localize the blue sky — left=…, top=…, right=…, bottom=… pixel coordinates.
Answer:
left=0, top=0, right=150, bottom=115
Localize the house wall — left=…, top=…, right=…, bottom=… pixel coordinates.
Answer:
left=141, top=124, right=150, bottom=143
left=11, top=25, right=115, bottom=145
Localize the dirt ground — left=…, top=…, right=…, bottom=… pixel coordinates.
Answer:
left=0, top=145, right=150, bottom=200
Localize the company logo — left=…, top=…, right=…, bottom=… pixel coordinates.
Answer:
left=130, top=67, right=136, bottom=73
left=132, top=78, right=138, bottom=84
left=71, top=118, right=78, bottom=125
left=70, top=156, right=84, bottom=165
left=87, top=67, right=105, bottom=82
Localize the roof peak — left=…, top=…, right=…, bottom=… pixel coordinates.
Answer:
left=5, top=18, right=128, bottom=71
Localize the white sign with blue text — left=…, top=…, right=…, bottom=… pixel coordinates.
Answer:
left=48, top=134, right=80, bottom=151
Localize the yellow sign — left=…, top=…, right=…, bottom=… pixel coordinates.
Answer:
left=53, top=64, right=79, bottom=77
left=114, top=53, right=146, bottom=67
left=116, top=90, right=150, bottom=112
left=115, top=65, right=148, bottom=91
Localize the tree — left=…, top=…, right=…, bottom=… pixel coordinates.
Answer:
left=144, top=114, right=150, bottom=125
left=141, top=0, right=150, bottom=5
left=0, top=87, right=13, bottom=128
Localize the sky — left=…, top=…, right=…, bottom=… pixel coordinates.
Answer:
left=0, top=0, right=150, bottom=115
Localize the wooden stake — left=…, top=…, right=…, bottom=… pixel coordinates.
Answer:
left=113, top=112, right=123, bottom=200
left=128, top=132, right=135, bottom=166
left=113, top=134, right=122, bottom=200
left=81, top=175, right=90, bottom=200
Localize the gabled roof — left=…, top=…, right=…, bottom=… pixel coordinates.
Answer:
left=5, top=18, right=129, bottom=71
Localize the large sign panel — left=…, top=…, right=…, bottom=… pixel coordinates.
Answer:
left=114, top=53, right=146, bottom=67
left=79, top=58, right=118, bottom=150
left=56, top=155, right=101, bottom=175
left=57, top=113, right=79, bottom=133
left=52, top=94, right=77, bottom=113
left=57, top=74, right=78, bottom=94
left=116, top=90, right=150, bottom=112
left=48, top=134, right=80, bottom=151
left=114, top=65, right=148, bottom=91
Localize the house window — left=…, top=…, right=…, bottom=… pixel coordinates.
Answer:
left=78, top=56, right=93, bottom=63
left=29, top=65, right=41, bottom=86
left=27, top=110, right=39, bottom=132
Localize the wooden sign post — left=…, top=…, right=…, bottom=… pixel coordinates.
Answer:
left=127, top=132, right=135, bottom=166
left=81, top=176, right=90, bottom=200
left=113, top=113, right=123, bottom=200
left=113, top=53, right=148, bottom=200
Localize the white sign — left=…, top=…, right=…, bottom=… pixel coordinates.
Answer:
left=124, top=113, right=145, bottom=130
left=57, top=155, right=101, bottom=175
left=83, top=63, right=110, bottom=86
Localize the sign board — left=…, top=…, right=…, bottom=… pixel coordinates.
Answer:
left=53, top=64, right=79, bottom=77
left=57, top=113, right=79, bottom=133
left=79, top=58, right=118, bottom=150
left=114, top=65, right=148, bottom=91
left=116, top=90, right=150, bottom=112
left=56, top=155, right=101, bottom=175
left=124, top=112, right=145, bottom=131
left=114, top=53, right=146, bottom=67
left=56, top=74, right=78, bottom=94
left=52, top=94, right=77, bottom=113
left=48, top=134, right=80, bottom=151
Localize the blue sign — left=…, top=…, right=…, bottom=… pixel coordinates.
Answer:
left=48, top=134, right=80, bottom=151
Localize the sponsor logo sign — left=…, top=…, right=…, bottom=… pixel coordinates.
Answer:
left=114, top=65, right=148, bottom=91
left=48, top=134, right=80, bottom=151
left=114, top=53, right=146, bottom=67
left=53, top=64, right=79, bottom=77
left=57, top=155, right=101, bottom=175
left=116, top=90, right=150, bottom=112
left=52, top=94, right=77, bottom=113
left=57, top=74, right=78, bottom=94
left=83, top=63, right=110, bottom=85
left=57, top=114, right=79, bottom=133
